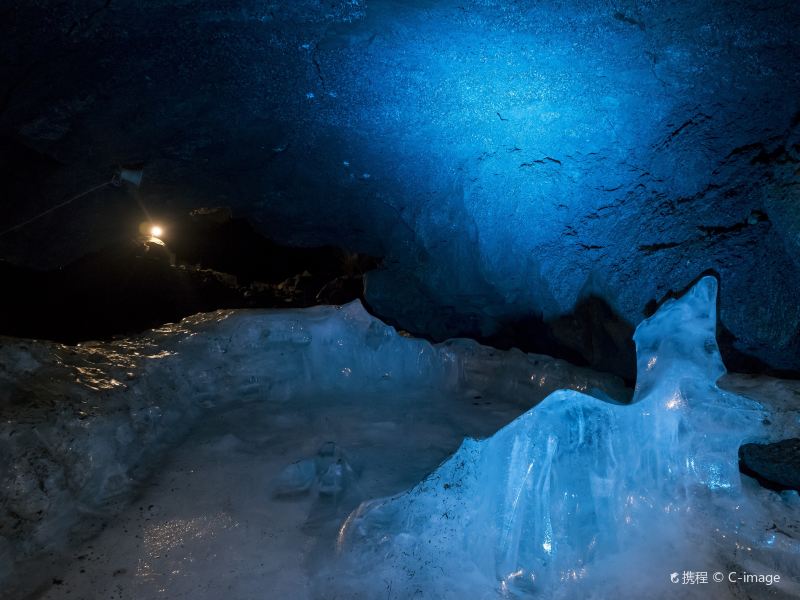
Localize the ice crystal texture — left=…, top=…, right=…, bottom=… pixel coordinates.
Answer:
left=336, top=277, right=786, bottom=598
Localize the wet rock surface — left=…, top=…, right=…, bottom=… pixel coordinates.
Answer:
left=0, top=1, right=798, bottom=374
left=740, top=438, right=800, bottom=492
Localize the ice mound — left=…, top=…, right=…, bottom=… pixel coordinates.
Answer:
left=272, top=442, right=356, bottom=498
left=335, top=277, right=786, bottom=598
left=0, top=300, right=625, bottom=597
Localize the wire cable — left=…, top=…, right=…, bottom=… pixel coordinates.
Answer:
left=0, top=179, right=115, bottom=239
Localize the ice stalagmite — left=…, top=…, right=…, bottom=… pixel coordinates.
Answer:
left=335, top=277, right=770, bottom=598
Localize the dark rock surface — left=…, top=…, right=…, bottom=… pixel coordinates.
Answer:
left=0, top=1, right=798, bottom=373
left=740, top=438, right=800, bottom=492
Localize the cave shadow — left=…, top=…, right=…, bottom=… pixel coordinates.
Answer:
left=455, top=270, right=798, bottom=385
left=482, top=295, right=638, bottom=385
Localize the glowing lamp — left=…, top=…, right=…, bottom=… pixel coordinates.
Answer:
left=150, top=225, right=163, bottom=238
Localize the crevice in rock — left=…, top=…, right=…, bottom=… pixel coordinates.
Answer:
left=519, top=156, right=561, bottom=168
left=638, top=241, right=682, bottom=253
left=611, top=10, right=645, bottom=30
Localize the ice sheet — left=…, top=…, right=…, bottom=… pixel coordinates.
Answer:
left=335, top=277, right=800, bottom=598
left=0, top=302, right=625, bottom=598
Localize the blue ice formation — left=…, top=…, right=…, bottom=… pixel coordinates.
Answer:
left=336, top=277, right=769, bottom=598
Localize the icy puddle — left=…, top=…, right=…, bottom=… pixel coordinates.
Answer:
left=36, top=389, right=529, bottom=600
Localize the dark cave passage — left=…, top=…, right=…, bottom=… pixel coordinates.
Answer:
left=3, top=222, right=790, bottom=385
left=0, top=212, right=379, bottom=344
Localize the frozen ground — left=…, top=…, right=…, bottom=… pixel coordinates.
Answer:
left=32, top=389, right=538, bottom=599
left=29, top=378, right=800, bottom=600
left=1, top=285, right=798, bottom=599
left=0, top=300, right=625, bottom=599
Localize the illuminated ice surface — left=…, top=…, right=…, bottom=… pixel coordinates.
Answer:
left=334, top=277, right=800, bottom=599
left=1, top=279, right=798, bottom=599
left=0, top=299, right=626, bottom=598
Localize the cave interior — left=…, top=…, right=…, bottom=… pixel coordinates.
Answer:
left=0, top=1, right=799, bottom=599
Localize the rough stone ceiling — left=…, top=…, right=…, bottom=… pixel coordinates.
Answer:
left=0, top=0, right=798, bottom=373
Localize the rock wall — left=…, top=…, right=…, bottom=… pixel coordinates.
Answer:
left=1, top=0, right=798, bottom=372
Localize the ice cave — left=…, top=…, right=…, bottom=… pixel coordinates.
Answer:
left=0, top=1, right=799, bottom=599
